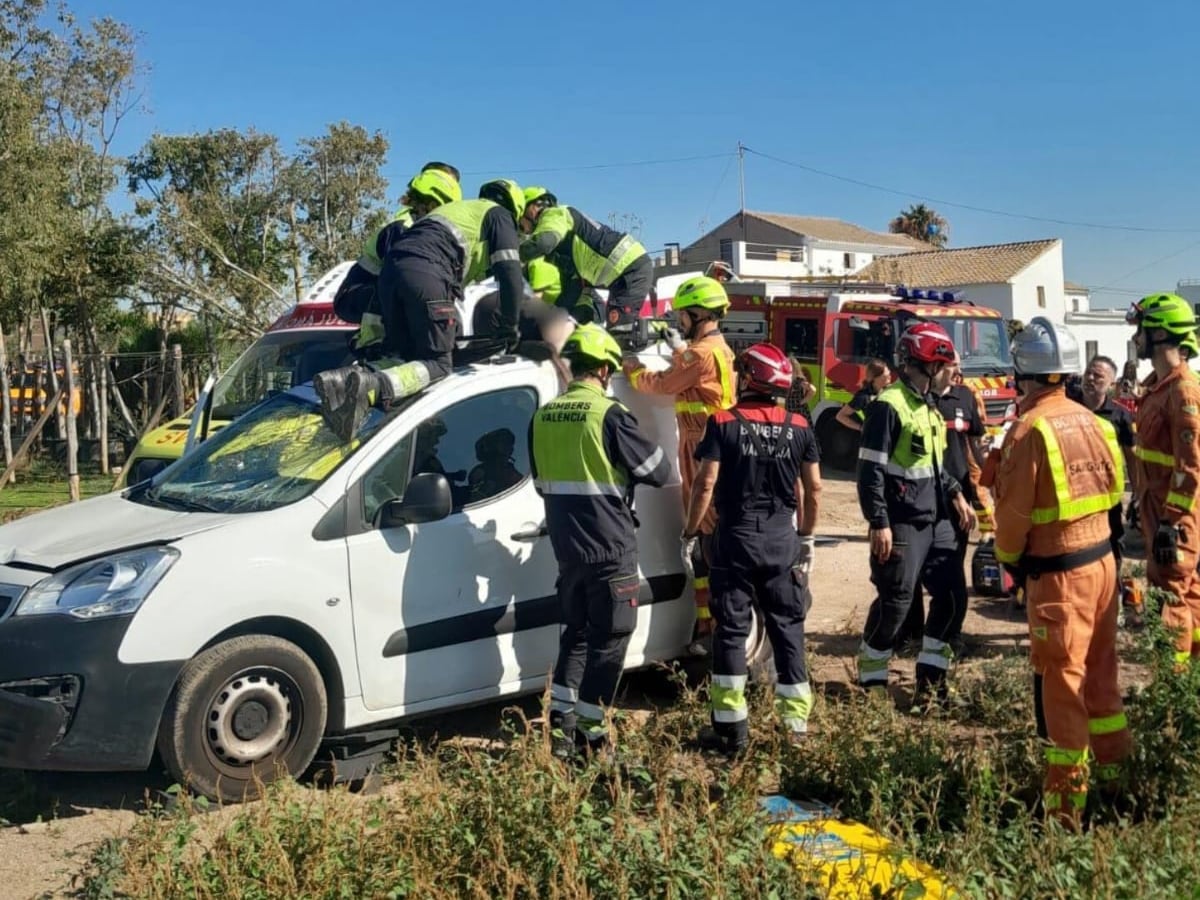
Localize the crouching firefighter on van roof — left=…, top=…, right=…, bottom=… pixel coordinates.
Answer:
left=529, top=325, right=672, bottom=760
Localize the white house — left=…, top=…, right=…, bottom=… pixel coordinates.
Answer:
left=857, top=240, right=1144, bottom=376
left=656, top=210, right=925, bottom=281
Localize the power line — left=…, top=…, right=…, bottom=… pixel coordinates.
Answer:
left=462, top=151, right=735, bottom=177
left=742, top=146, right=1200, bottom=235
left=1087, top=238, right=1200, bottom=294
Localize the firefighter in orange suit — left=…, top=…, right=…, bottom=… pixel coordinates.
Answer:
left=1127, top=293, right=1200, bottom=664
left=623, top=275, right=735, bottom=650
left=993, top=317, right=1129, bottom=827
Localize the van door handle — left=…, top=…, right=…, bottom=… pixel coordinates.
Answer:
left=511, top=525, right=549, bottom=542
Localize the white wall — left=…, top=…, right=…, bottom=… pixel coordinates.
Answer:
left=1009, top=243, right=1066, bottom=324
left=954, top=283, right=1016, bottom=318
left=1065, top=311, right=1149, bottom=379
left=1064, top=288, right=1090, bottom=314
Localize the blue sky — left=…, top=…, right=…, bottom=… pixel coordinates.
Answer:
left=67, top=0, right=1200, bottom=308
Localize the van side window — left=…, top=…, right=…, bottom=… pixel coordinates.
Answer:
left=362, top=387, right=539, bottom=523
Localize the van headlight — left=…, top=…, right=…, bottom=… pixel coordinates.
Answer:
left=14, top=547, right=179, bottom=619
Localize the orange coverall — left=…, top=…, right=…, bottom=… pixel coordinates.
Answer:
left=1134, top=363, right=1200, bottom=662
left=627, top=330, right=735, bottom=631
left=993, top=387, right=1130, bottom=825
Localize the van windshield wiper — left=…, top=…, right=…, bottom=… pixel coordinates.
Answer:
left=141, top=488, right=223, bottom=514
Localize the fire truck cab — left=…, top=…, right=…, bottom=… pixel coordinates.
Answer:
left=719, top=282, right=1017, bottom=466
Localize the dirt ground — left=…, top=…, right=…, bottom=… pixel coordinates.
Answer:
left=0, top=473, right=1036, bottom=899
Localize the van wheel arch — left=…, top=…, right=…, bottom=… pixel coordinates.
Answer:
left=201, top=617, right=347, bottom=734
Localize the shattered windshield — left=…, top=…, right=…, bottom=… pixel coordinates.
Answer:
left=210, top=330, right=354, bottom=421
left=130, top=387, right=400, bottom=514
left=930, top=317, right=1013, bottom=374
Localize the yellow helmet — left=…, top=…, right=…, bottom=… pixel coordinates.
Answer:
left=406, top=168, right=461, bottom=206
left=562, top=323, right=622, bottom=372
left=673, top=275, right=730, bottom=313
left=478, top=179, right=525, bottom=223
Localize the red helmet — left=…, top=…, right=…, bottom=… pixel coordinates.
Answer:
left=737, top=343, right=793, bottom=396
left=897, top=321, right=956, bottom=366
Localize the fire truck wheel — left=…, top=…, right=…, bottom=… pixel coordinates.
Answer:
left=816, top=411, right=859, bottom=471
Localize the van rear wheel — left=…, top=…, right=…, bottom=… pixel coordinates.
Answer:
left=156, top=635, right=327, bottom=803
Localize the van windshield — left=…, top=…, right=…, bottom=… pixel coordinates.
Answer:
left=130, top=387, right=395, bottom=514
left=210, top=330, right=354, bottom=421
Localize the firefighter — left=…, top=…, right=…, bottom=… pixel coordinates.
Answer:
left=332, top=162, right=462, bottom=344
left=834, top=359, right=891, bottom=433
left=314, top=179, right=527, bottom=441
left=1067, top=354, right=1138, bottom=623
left=682, top=342, right=822, bottom=754
left=518, top=187, right=654, bottom=329
left=992, top=317, right=1129, bottom=827
left=1127, top=292, right=1200, bottom=663
left=529, top=324, right=672, bottom=757
left=855, top=321, right=976, bottom=705
left=622, top=275, right=736, bottom=651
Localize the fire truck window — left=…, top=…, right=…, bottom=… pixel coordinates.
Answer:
left=836, top=319, right=895, bottom=365
left=783, top=319, right=819, bottom=361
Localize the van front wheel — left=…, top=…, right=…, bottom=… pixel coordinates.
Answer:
left=156, top=635, right=328, bottom=803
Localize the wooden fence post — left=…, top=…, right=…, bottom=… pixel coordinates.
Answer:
left=172, top=343, right=184, bottom=419
left=0, top=321, right=13, bottom=484
left=63, top=340, right=79, bottom=502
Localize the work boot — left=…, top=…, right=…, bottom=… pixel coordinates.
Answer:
left=315, top=366, right=379, bottom=442
left=694, top=726, right=748, bottom=759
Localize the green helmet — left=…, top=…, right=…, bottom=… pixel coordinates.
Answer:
left=1127, top=292, right=1197, bottom=338
left=523, top=185, right=557, bottom=207
left=1183, top=332, right=1199, bottom=359
left=407, top=168, right=461, bottom=206
left=673, top=275, right=730, bottom=314
left=478, top=179, right=525, bottom=224
left=562, top=323, right=622, bottom=372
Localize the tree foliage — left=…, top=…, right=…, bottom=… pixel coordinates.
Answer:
left=888, top=203, right=949, bottom=248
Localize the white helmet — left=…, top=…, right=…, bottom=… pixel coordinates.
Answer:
left=1011, top=316, right=1081, bottom=377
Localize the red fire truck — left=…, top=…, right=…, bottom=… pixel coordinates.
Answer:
left=715, top=282, right=1017, bottom=465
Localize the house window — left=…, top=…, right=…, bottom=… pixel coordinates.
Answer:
left=1071, top=298, right=1079, bottom=312
left=1085, top=340, right=1098, bottom=363
left=719, top=238, right=733, bottom=265
left=1037, top=286, right=1046, bottom=308
left=843, top=252, right=854, bottom=270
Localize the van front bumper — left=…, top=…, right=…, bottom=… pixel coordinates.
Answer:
left=0, top=614, right=184, bottom=771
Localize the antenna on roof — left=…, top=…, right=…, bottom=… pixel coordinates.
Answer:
left=737, top=141, right=746, bottom=237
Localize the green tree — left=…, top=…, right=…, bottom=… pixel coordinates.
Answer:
left=128, top=128, right=294, bottom=338
left=286, top=121, right=389, bottom=279
left=888, top=203, right=949, bottom=248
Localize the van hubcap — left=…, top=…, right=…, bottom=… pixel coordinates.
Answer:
left=207, top=671, right=293, bottom=766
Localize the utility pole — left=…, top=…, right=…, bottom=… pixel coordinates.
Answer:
left=737, top=141, right=746, bottom=236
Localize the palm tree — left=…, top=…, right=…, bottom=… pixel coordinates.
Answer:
left=888, top=204, right=949, bottom=248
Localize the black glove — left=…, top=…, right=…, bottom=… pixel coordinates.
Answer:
left=1154, top=523, right=1182, bottom=567
left=496, top=322, right=521, bottom=353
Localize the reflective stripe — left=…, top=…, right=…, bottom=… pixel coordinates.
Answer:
left=1089, top=713, right=1128, bottom=735
left=534, top=479, right=625, bottom=497
left=782, top=718, right=809, bottom=734
left=714, top=350, right=734, bottom=411
left=775, top=682, right=812, bottom=699
left=917, top=637, right=953, bottom=671
left=490, top=248, right=520, bottom=264
left=994, top=545, right=1022, bottom=565
left=1045, top=746, right=1088, bottom=765
left=1030, top=416, right=1124, bottom=524
left=1167, top=490, right=1196, bottom=512
left=696, top=605, right=712, bottom=620
left=858, top=448, right=889, bottom=466
left=1175, top=651, right=1192, bottom=665
left=858, top=669, right=889, bottom=686
left=713, top=674, right=748, bottom=691
left=628, top=368, right=645, bottom=389
left=675, top=399, right=721, bottom=414
left=859, top=642, right=892, bottom=661
left=713, top=708, right=749, bottom=723
left=1192, top=627, right=1200, bottom=642
left=1135, top=445, right=1175, bottom=467
left=631, top=446, right=664, bottom=478
left=1094, top=763, right=1122, bottom=782
left=595, top=234, right=640, bottom=286
left=550, top=700, right=575, bottom=714
left=576, top=700, right=606, bottom=722
left=1044, top=791, right=1087, bottom=811
left=551, top=684, right=577, bottom=703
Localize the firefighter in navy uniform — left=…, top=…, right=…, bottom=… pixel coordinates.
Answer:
left=332, top=162, right=462, bottom=343
left=315, top=179, right=527, bottom=441
left=855, top=321, right=977, bottom=706
left=529, top=324, right=672, bottom=757
left=682, top=343, right=823, bottom=754
left=519, top=187, right=654, bottom=329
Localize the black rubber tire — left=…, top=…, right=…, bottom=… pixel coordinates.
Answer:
left=156, top=635, right=327, bottom=803
left=816, top=410, right=859, bottom=471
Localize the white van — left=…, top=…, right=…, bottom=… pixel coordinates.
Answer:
left=0, top=347, right=771, bottom=800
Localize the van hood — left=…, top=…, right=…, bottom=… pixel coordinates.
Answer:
left=0, top=492, right=238, bottom=571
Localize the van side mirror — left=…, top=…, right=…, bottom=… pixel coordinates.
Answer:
left=377, top=472, right=452, bottom=529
